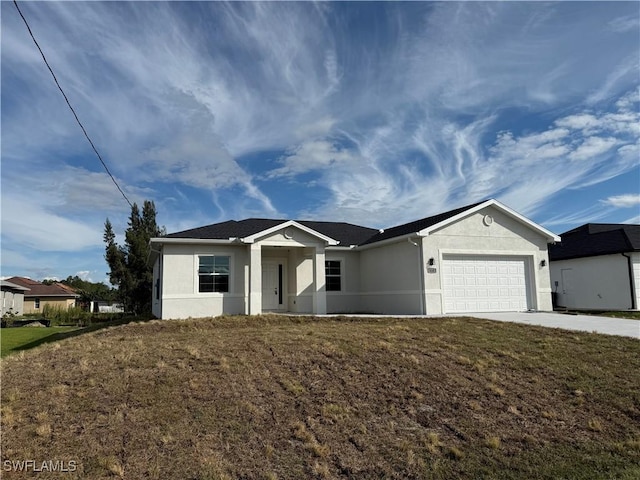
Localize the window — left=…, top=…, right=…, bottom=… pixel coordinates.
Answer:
left=34, top=298, right=40, bottom=309
left=325, top=260, right=342, bottom=291
left=198, top=256, right=230, bottom=293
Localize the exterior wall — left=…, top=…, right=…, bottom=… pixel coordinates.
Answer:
left=156, top=226, right=332, bottom=319
left=359, top=239, right=424, bottom=315
left=1, top=290, right=25, bottom=316
left=326, top=250, right=361, bottom=313
left=23, top=297, right=76, bottom=314
left=550, top=253, right=637, bottom=310
left=159, top=243, right=247, bottom=319
left=424, top=206, right=553, bottom=314
left=288, top=247, right=314, bottom=313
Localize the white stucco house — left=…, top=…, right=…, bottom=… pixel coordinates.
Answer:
left=149, top=199, right=560, bottom=320
left=549, top=223, right=640, bottom=311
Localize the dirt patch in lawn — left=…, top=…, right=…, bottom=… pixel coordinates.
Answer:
left=1, top=315, right=639, bottom=479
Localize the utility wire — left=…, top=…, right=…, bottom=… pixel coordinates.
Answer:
left=13, top=0, right=133, bottom=209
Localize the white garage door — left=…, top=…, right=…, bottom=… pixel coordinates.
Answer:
left=442, top=255, right=531, bottom=313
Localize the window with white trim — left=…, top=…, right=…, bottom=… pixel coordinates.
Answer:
left=325, top=260, right=342, bottom=292
left=198, top=256, right=230, bottom=293
left=34, top=298, right=40, bottom=309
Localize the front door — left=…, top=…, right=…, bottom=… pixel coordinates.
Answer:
left=560, top=268, right=575, bottom=308
left=262, top=261, right=285, bottom=311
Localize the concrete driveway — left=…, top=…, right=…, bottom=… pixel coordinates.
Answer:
left=465, top=311, right=640, bottom=339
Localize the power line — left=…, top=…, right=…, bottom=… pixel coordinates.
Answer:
left=12, top=0, right=133, bottom=209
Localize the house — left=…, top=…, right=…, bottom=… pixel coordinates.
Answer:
left=150, top=199, right=560, bottom=320
left=1, top=280, right=30, bottom=317
left=5, top=277, right=79, bottom=314
left=549, top=223, right=640, bottom=310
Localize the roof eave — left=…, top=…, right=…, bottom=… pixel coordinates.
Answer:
left=24, top=294, right=79, bottom=298
left=150, top=237, right=239, bottom=245
left=550, top=248, right=639, bottom=262
left=356, top=232, right=421, bottom=250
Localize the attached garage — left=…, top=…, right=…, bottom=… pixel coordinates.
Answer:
left=442, top=255, right=532, bottom=313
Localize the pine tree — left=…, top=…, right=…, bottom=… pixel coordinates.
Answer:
left=104, top=200, right=164, bottom=315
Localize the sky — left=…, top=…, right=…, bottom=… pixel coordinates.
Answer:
left=1, top=1, right=639, bottom=283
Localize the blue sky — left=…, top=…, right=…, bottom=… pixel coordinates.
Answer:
left=1, top=1, right=639, bottom=283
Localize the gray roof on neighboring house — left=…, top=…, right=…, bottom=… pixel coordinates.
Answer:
left=549, top=223, right=640, bottom=261
left=163, top=200, right=490, bottom=247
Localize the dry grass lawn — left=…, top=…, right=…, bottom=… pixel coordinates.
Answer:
left=1, top=315, right=639, bottom=479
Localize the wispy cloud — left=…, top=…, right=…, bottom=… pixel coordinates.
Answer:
left=601, top=194, right=640, bottom=208
left=1, top=1, right=639, bottom=278
left=1, top=193, right=101, bottom=251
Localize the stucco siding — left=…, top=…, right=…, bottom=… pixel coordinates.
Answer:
left=288, top=247, right=313, bottom=313
left=161, top=295, right=245, bottom=319
left=326, top=250, right=361, bottom=313
left=256, top=228, right=325, bottom=247
left=550, top=254, right=636, bottom=310
left=359, top=240, right=423, bottom=315
left=424, top=207, right=553, bottom=314
left=159, top=243, right=248, bottom=319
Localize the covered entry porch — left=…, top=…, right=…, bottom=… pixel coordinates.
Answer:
left=244, top=222, right=339, bottom=315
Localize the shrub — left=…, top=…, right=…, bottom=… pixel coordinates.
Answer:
left=41, top=305, right=90, bottom=326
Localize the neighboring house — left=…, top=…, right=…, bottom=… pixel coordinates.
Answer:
left=5, top=277, right=79, bottom=314
left=150, top=199, right=560, bottom=320
left=549, top=223, right=640, bottom=310
left=1, top=280, right=30, bottom=316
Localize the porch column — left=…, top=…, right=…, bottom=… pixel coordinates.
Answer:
left=249, top=243, right=262, bottom=315
left=313, top=245, right=327, bottom=314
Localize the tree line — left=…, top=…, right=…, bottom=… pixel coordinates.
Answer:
left=103, top=200, right=165, bottom=315
left=43, top=276, right=117, bottom=304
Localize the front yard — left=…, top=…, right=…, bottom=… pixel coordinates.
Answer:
left=1, top=315, right=638, bottom=479
left=1, top=326, right=80, bottom=358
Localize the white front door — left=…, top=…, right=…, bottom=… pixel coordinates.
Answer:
left=262, top=261, right=285, bottom=311
left=560, top=268, right=575, bottom=308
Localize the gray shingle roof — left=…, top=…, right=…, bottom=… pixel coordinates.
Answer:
left=164, top=200, right=490, bottom=247
left=166, top=219, right=379, bottom=246
left=549, top=223, right=640, bottom=261
left=360, top=201, right=485, bottom=245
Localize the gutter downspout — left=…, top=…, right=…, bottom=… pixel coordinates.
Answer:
left=621, top=253, right=637, bottom=310
left=408, top=236, right=426, bottom=315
